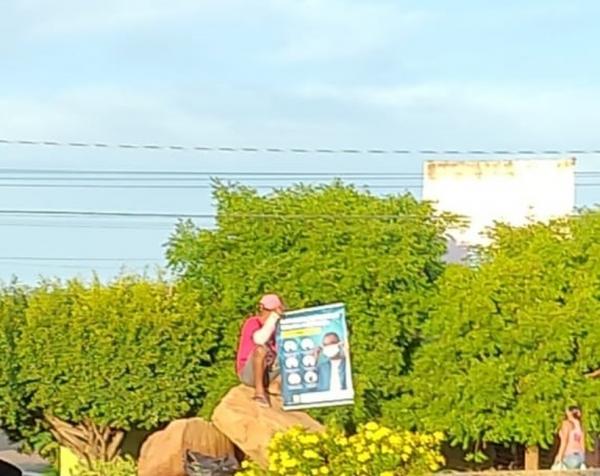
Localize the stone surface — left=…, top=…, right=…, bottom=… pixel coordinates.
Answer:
left=137, top=417, right=234, bottom=476
left=212, top=385, right=323, bottom=467
left=0, top=432, right=49, bottom=475
left=457, top=472, right=600, bottom=476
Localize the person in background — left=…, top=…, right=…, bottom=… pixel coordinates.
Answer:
left=236, top=294, right=284, bottom=407
left=554, top=405, right=586, bottom=469
left=316, top=332, right=347, bottom=393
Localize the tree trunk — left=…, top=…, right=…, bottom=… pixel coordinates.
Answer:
left=525, top=444, right=539, bottom=470
left=45, top=414, right=124, bottom=467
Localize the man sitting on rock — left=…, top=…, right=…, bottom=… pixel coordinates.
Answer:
left=236, top=294, right=284, bottom=407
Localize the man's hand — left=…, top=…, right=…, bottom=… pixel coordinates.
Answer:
left=269, top=310, right=282, bottom=322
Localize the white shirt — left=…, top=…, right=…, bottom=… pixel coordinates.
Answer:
left=330, top=359, right=342, bottom=392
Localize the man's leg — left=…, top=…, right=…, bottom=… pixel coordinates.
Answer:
left=252, top=345, right=268, bottom=397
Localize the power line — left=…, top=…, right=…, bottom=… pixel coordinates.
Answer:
left=1, top=168, right=598, bottom=177
left=0, top=257, right=159, bottom=262
left=2, top=138, right=600, bottom=155
left=0, top=221, right=178, bottom=230
left=0, top=183, right=424, bottom=190
left=0, top=209, right=457, bottom=220
left=0, top=168, right=424, bottom=177
left=0, top=261, right=145, bottom=271
left=0, top=176, right=423, bottom=182
left=1, top=183, right=600, bottom=191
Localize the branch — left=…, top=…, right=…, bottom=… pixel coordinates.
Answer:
left=585, top=368, right=600, bottom=379
left=106, top=429, right=125, bottom=462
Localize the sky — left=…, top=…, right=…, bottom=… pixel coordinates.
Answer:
left=1, top=0, right=600, bottom=283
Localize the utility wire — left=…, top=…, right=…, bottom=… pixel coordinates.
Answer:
left=0, top=256, right=158, bottom=262
left=0, top=184, right=424, bottom=190
left=0, top=209, right=457, bottom=220
left=2, top=168, right=599, bottom=176
left=0, top=176, right=423, bottom=181
left=1, top=183, right=600, bottom=190
left=0, top=221, right=178, bottom=230
left=1, top=168, right=598, bottom=177
left=0, top=168, right=423, bottom=177
left=0, top=261, right=145, bottom=270
left=2, top=138, right=600, bottom=155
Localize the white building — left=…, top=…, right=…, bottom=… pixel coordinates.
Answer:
left=422, top=158, right=576, bottom=258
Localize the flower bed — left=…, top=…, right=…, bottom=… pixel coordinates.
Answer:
left=238, top=422, right=445, bottom=476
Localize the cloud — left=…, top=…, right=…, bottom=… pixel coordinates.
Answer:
left=0, top=86, right=232, bottom=143
left=4, top=0, right=429, bottom=64
left=4, top=0, right=215, bottom=38
left=294, top=81, right=600, bottom=146
left=269, top=0, right=429, bottom=62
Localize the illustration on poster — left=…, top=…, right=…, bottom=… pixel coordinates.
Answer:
left=276, top=303, right=354, bottom=410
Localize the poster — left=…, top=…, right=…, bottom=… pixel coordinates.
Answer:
left=276, top=303, right=354, bottom=411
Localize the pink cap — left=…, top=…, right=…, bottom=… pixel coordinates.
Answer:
left=260, top=294, right=283, bottom=311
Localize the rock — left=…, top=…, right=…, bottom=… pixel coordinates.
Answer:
left=137, top=417, right=234, bottom=476
left=268, top=376, right=282, bottom=396
left=0, top=458, right=21, bottom=476
left=212, top=385, right=323, bottom=467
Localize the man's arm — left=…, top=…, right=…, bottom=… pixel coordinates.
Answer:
left=252, top=312, right=280, bottom=345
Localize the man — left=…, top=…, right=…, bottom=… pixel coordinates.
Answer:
left=236, top=294, right=284, bottom=407
left=316, top=332, right=347, bottom=393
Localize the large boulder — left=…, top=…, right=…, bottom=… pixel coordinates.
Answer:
left=137, top=418, right=234, bottom=476
left=0, top=458, right=21, bottom=476
left=212, top=385, right=323, bottom=467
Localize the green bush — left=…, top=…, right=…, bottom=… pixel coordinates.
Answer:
left=393, top=210, right=600, bottom=458
left=238, top=422, right=445, bottom=475
left=166, top=183, right=452, bottom=424
left=0, top=275, right=218, bottom=463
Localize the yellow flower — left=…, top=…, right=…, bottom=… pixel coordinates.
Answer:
left=282, top=457, right=299, bottom=468
left=357, top=452, right=371, bottom=463
left=299, top=434, right=320, bottom=445
left=381, top=444, right=392, bottom=454
left=365, top=422, right=379, bottom=431
left=372, top=427, right=391, bottom=441
left=303, top=449, right=320, bottom=459
left=319, top=467, right=330, bottom=474
left=335, top=436, right=349, bottom=446
left=434, top=431, right=445, bottom=441
left=380, top=472, right=394, bottom=476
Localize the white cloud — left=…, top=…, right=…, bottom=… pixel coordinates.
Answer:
left=294, top=81, right=600, bottom=145
left=3, top=0, right=429, bottom=63
left=297, top=83, right=449, bottom=107
left=0, top=86, right=231, bottom=143
left=269, top=0, right=429, bottom=62
left=4, top=0, right=217, bottom=38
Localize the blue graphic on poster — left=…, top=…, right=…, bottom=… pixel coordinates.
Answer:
left=276, top=303, right=354, bottom=411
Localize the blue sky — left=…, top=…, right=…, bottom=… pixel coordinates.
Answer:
left=1, top=0, right=599, bottom=283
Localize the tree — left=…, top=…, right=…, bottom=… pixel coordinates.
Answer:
left=389, top=210, right=600, bottom=464
left=0, top=276, right=217, bottom=465
left=166, top=182, right=452, bottom=424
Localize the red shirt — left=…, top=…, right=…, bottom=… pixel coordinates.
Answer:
left=235, top=316, right=276, bottom=375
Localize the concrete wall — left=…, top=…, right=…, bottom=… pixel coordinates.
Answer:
left=422, top=158, right=576, bottom=247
